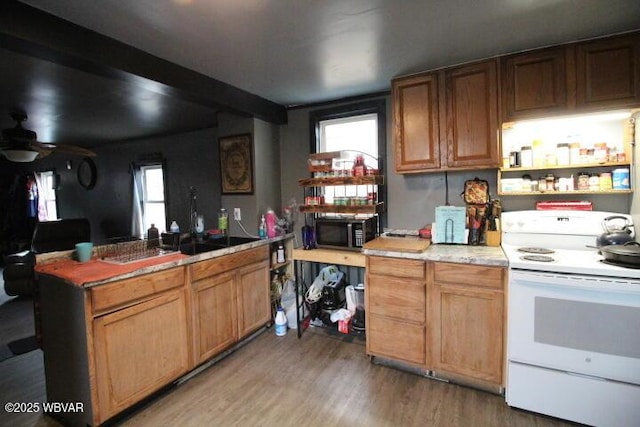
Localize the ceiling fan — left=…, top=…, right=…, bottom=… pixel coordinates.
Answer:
left=0, top=112, right=96, bottom=162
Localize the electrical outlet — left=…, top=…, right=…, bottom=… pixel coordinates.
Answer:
left=233, top=208, right=242, bottom=221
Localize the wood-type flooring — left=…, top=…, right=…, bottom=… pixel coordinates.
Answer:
left=0, top=326, right=575, bottom=427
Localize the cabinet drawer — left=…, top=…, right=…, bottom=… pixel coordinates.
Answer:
left=91, top=267, right=185, bottom=314
left=367, top=314, right=426, bottom=366
left=432, top=262, right=504, bottom=290
left=367, top=274, right=425, bottom=323
left=367, top=256, right=425, bottom=279
left=191, top=246, right=268, bottom=281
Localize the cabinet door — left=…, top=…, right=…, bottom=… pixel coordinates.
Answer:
left=444, top=60, right=500, bottom=169
left=428, top=263, right=505, bottom=386
left=192, top=271, right=238, bottom=364
left=237, top=260, right=271, bottom=338
left=576, top=33, right=640, bottom=110
left=393, top=73, right=441, bottom=172
left=93, top=288, right=189, bottom=422
left=501, top=47, right=569, bottom=121
left=368, top=314, right=426, bottom=366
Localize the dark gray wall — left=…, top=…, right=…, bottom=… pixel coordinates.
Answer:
left=14, top=127, right=222, bottom=243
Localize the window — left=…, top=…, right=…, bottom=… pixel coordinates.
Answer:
left=132, top=161, right=167, bottom=238
left=309, top=99, right=387, bottom=225
left=318, top=113, right=379, bottom=165
left=141, top=164, right=167, bottom=233
left=37, top=170, right=58, bottom=220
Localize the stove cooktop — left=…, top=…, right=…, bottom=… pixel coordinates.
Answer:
left=502, top=244, right=640, bottom=280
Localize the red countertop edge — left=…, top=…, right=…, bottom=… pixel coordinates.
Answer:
left=35, top=252, right=189, bottom=286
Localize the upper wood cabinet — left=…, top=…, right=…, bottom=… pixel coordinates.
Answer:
left=443, top=60, right=500, bottom=169
left=502, top=31, right=640, bottom=121
left=501, top=47, right=570, bottom=120
left=576, top=33, right=640, bottom=110
left=393, top=59, right=500, bottom=173
left=393, top=73, right=441, bottom=172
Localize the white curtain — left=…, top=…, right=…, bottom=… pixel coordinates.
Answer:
left=33, top=172, right=48, bottom=221
left=131, top=164, right=144, bottom=239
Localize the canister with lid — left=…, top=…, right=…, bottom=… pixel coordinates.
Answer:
left=569, top=143, right=580, bottom=165
left=588, top=174, right=600, bottom=191
left=557, top=143, right=570, bottom=165
left=599, top=172, right=612, bottom=191
left=612, top=168, right=630, bottom=190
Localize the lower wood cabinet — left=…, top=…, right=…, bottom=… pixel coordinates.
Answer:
left=192, top=270, right=238, bottom=363
left=190, top=247, right=270, bottom=365
left=366, top=256, right=427, bottom=367
left=39, top=242, right=275, bottom=426
left=428, top=262, right=506, bottom=389
left=93, top=287, right=190, bottom=421
left=237, top=260, right=271, bottom=338
left=365, top=256, right=506, bottom=391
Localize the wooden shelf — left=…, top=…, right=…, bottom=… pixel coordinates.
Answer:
left=299, top=202, right=385, bottom=214
left=298, top=175, right=384, bottom=187
left=500, top=162, right=630, bottom=173
left=270, top=260, right=291, bottom=272
left=292, top=248, right=365, bottom=267
left=498, top=189, right=633, bottom=196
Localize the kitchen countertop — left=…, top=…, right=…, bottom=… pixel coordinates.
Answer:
left=363, top=243, right=507, bottom=267
left=35, top=234, right=293, bottom=288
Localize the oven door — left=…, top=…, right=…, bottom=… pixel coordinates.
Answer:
left=508, top=269, right=640, bottom=385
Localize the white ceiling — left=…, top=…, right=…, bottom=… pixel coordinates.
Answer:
left=21, top=0, right=640, bottom=106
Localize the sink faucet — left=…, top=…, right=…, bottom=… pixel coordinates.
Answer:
left=189, top=186, right=198, bottom=238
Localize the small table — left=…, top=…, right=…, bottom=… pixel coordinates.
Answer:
left=292, top=248, right=365, bottom=337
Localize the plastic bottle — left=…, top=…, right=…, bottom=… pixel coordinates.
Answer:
left=218, top=208, right=228, bottom=235
left=277, top=243, right=285, bottom=263
left=264, top=209, right=277, bottom=238
left=275, top=308, right=287, bottom=336
left=169, top=221, right=180, bottom=233
left=258, top=215, right=267, bottom=239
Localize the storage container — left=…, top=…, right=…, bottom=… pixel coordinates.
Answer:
left=612, top=168, right=630, bottom=190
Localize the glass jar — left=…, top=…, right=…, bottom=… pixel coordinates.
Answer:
left=545, top=174, right=555, bottom=191
left=538, top=177, right=547, bottom=192
left=577, top=173, right=590, bottom=191
left=509, top=150, right=521, bottom=168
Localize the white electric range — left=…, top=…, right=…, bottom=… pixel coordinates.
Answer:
left=501, top=210, right=640, bottom=427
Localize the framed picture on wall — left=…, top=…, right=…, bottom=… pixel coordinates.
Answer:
left=219, top=133, right=254, bottom=194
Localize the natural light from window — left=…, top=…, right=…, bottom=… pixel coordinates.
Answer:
left=39, top=170, right=58, bottom=220
left=141, top=165, right=167, bottom=232
left=318, top=113, right=379, bottom=203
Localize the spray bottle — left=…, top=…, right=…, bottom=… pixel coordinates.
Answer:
left=258, top=214, right=267, bottom=239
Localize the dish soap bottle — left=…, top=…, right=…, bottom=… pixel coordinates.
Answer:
left=258, top=214, right=267, bottom=239
left=147, top=224, right=159, bottom=248
left=218, top=208, right=228, bottom=235
left=275, top=308, right=287, bottom=336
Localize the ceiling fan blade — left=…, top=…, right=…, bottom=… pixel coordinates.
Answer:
left=33, top=141, right=96, bottom=157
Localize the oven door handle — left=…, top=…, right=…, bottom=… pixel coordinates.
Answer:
left=510, top=269, right=640, bottom=295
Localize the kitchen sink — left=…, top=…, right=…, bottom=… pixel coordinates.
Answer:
left=179, top=236, right=260, bottom=255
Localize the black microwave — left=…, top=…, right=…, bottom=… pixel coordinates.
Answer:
left=315, top=217, right=377, bottom=251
